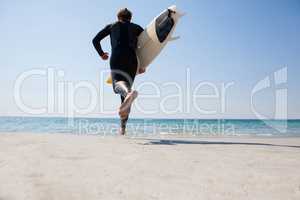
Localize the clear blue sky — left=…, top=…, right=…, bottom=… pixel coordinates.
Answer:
left=0, top=0, right=299, bottom=119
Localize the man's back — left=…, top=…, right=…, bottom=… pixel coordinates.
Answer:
left=109, top=21, right=144, bottom=51
left=92, top=21, right=143, bottom=58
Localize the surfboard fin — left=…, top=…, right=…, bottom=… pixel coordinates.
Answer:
left=106, top=75, right=113, bottom=85
left=177, top=11, right=186, bottom=18
left=169, top=36, right=180, bottom=41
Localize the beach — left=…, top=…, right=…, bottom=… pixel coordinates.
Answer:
left=0, top=133, right=300, bottom=200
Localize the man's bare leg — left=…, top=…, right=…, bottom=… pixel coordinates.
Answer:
left=113, top=81, right=137, bottom=135
left=119, top=117, right=128, bottom=135
left=118, top=90, right=138, bottom=118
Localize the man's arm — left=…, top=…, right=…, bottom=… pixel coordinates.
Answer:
left=92, top=24, right=111, bottom=59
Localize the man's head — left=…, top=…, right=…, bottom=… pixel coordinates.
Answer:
left=117, top=8, right=132, bottom=22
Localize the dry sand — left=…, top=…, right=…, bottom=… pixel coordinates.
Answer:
left=0, top=133, right=300, bottom=200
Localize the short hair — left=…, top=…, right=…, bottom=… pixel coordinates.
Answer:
left=117, top=8, right=132, bottom=22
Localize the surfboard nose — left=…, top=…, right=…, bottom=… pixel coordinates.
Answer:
left=168, top=5, right=177, bottom=11
left=168, top=5, right=185, bottom=18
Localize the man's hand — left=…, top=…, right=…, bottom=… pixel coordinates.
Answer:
left=101, top=52, right=109, bottom=60
left=138, top=68, right=146, bottom=74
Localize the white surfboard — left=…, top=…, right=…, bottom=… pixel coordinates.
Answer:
left=106, top=5, right=184, bottom=84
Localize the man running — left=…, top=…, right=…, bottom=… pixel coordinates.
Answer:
left=92, top=8, right=145, bottom=135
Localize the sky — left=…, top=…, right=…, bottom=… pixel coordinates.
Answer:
left=0, top=0, right=299, bottom=119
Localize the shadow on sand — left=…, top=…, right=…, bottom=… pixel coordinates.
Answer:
left=140, top=139, right=300, bottom=149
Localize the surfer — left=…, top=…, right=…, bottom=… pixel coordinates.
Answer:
left=92, top=8, right=145, bottom=135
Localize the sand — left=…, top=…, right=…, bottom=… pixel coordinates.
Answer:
left=0, top=133, right=300, bottom=200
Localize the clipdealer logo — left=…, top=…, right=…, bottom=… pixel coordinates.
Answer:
left=251, top=67, right=288, bottom=133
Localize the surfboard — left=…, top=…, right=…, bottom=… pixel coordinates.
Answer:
left=106, top=5, right=184, bottom=84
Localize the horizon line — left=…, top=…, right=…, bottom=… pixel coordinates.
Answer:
left=0, top=115, right=299, bottom=121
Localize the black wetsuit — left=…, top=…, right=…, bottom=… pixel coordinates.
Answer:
left=92, top=21, right=144, bottom=102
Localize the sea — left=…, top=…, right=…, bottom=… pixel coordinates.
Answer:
left=0, top=117, right=299, bottom=137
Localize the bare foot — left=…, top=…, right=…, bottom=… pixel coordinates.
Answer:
left=119, top=127, right=126, bottom=135
left=119, top=90, right=138, bottom=117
